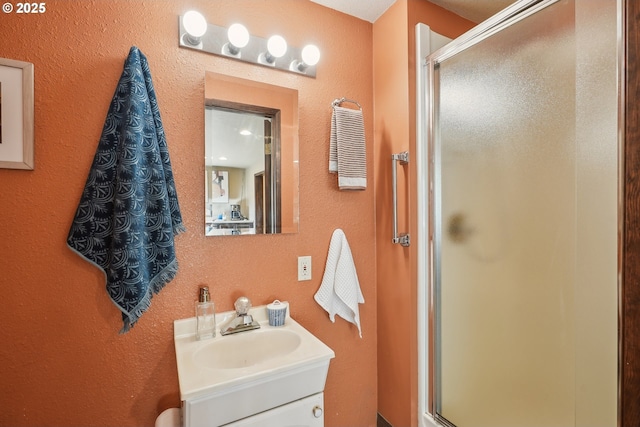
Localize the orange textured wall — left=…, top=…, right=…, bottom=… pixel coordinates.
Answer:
left=373, top=1, right=475, bottom=426
left=373, top=2, right=412, bottom=424
left=0, top=1, right=376, bottom=426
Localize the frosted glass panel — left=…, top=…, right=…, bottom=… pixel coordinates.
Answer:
left=432, top=0, right=618, bottom=426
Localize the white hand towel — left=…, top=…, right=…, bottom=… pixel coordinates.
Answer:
left=314, top=229, right=365, bottom=337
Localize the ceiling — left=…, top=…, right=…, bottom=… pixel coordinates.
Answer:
left=309, top=0, right=515, bottom=24
left=205, top=107, right=267, bottom=168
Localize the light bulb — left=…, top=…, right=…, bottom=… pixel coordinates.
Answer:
left=227, top=23, right=250, bottom=49
left=267, top=35, right=288, bottom=58
left=183, top=11, right=207, bottom=39
left=301, top=44, right=320, bottom=66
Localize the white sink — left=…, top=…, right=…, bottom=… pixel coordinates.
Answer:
left=192, top=328, right=302, bottom=370
left=174, top=304, right=335, bottom=426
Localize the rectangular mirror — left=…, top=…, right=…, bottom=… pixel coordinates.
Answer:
left=204, top=72, right=299, bottom=236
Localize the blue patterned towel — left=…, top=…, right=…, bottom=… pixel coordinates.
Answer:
left=67, top=46, right=185, bottom=333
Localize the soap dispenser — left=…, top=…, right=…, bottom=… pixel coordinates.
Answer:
left=195, top=286, right=216, bottom=340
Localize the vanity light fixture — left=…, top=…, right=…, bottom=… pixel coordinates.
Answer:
left=182, top=10, right=208, bottom=47
left=262, top=35, right=288, bottom=64
left=291, top=44, right=320, bottom=72
left=224, top=23, right=250, bottom=57
left=239, top=130, right=252, bottom=136
left=178, top=13, right=319, bottom=77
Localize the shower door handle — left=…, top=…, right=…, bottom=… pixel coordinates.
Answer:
left=392, top=151, right=410, bottom=247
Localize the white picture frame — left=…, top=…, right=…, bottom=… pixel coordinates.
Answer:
left=0, top=57, right=34, bottom=170
left=211, top=170, right=229, bottom=203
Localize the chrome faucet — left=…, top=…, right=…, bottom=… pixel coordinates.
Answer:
left=220, top=296, right=261, bottom=336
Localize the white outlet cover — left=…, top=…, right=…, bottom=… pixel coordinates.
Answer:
left=298, top=256, right=312, bottom=281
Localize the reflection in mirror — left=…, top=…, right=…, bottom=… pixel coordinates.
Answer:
left=204, top=72, right=299, bottom=237
left=205, top=104, right=278, bottom=235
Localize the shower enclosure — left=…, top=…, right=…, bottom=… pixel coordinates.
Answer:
left=420, top=0, right=621, bottom=426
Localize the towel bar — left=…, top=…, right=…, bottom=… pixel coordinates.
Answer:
left=392, top=151, right=410, bottom=247
left=331, top=97, right=362, bottom=110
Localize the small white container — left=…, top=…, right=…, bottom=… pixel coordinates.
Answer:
left=267, top=300, right=287, bottom=326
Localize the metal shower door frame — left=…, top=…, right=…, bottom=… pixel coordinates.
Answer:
left=417, top=1, right=564, bottom=426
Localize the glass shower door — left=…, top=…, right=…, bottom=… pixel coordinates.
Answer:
left=429, top=1, right=619, bottom=426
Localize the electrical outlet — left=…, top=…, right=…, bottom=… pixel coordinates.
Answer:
left=298, top=256, right=312, bottom=281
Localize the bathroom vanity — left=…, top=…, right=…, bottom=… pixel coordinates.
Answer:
left=173, top=306, right=334, bottom=426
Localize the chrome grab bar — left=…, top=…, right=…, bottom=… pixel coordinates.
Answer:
left=392, top=151, right=410, bottom=247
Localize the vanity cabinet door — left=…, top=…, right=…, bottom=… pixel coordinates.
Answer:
left=222, top=393, right=324, bottom=427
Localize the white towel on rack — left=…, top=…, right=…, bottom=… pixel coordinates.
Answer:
left=330, top=106, right=367, bottom=190
left=314, top=229, right=364, bottom=338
